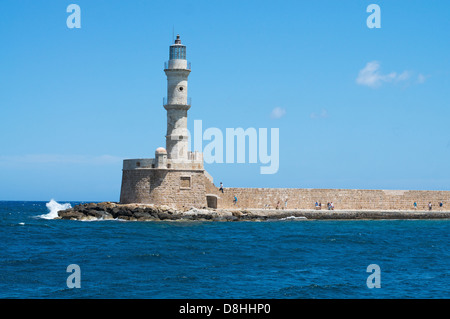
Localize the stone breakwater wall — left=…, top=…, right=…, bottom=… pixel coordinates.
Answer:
left=212, top=187, right=450, bottom=211
left=57, top=202, right=450, bottom=221
left=119, top=169, right=450, bottom=211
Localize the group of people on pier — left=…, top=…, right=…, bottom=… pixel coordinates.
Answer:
left=414, top=201, right=444, bottom=210
left=315, top=201, right=334, bottom=210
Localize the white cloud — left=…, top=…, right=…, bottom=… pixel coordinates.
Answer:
left=356, top=61, right=419, bottom=88
left=396, top=71, right=411, bottom=82
left=310, top=109, right=329, bottom=119
left=417, top=73, right=429, bottom=84
left=356, top=61, right=396, bottom=87
left=270, top=107, right=286, bottom=119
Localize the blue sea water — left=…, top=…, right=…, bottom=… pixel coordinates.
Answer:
left=1, top=201, right=449, bottom=299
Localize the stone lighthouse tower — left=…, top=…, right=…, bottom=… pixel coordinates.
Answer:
left=164, top=34, right=191, bottom=161
left=119, top=35, right=218, bottom=209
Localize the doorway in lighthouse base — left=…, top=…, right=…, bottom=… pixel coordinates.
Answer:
left=206, top=194, right=218, bottom=209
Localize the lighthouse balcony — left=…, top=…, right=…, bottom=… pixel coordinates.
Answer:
left=163, top=97, right=191, bottom=107
left=187, top=151, right=203, bottom=162
left=164, top=61, right=191, bottom=70
left=167, top=151, right=204, bottom=170
left=123, top=155, right=203, bottom=171
left=123, top=158, right=155, bottom=170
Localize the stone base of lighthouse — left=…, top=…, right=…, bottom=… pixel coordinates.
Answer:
left=119, top=152, right=218, bottom=210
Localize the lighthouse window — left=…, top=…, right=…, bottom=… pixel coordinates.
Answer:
left=180, top=176, right=191, bottom=189
left=170, top=46, right=186, bottom=60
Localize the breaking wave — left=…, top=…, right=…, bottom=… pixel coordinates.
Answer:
left=39, top=199, right=72, bottom=219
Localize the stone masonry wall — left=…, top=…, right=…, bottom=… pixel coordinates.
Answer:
left=120, top=170, right=151, bottom=204
left=120, top=169, right=207, bottom=209
left=208, top=186, right=450, bottom=210
left=122, top=170, right=450, bottom=211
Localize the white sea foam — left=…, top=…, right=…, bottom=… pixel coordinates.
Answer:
left=39, top=199, right=72, bottom=219
left=280, top=216, right=307, bottom=220
left=79, top=215, right=114, bottom=222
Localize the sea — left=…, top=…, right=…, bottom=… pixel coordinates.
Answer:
left=1, top=200, right=449, bottom=299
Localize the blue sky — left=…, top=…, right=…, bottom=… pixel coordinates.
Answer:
left=0, top=0, right=449, bottom=201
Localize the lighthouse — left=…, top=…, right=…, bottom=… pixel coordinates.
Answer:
left=120, top=34, right=214, bottom=209
left=164, top=34, right=191, bottom=161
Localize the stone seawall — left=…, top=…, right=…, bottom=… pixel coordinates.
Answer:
left=120, top=168, right=450, bottom=211
left=57, top=202, right=450, bottom=221
left=210, top=187, right=450, bottom=211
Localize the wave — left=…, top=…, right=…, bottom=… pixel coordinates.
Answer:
left=280, top=216, right=307, bottom=221
left=79, top=216, right=119, bottom=222
left=38, top=199, right=72, bottom=219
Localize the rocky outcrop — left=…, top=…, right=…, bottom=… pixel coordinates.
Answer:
left=56, top=202, right=450, bottom=221
left=57, top=202, right=237, bottom=221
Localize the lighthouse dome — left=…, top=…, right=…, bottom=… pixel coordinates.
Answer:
left=155, top=147, right=167, bottom=154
